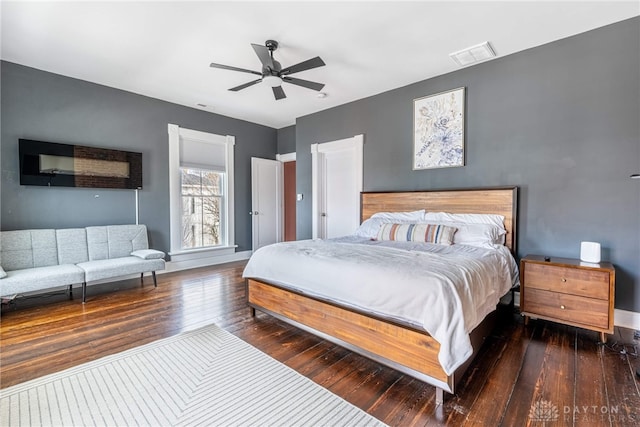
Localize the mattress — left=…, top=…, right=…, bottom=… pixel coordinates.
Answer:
left=243, top=236, right=519, bottom=375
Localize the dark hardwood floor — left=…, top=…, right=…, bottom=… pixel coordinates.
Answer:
left=2, top=261, right=639, bottom=426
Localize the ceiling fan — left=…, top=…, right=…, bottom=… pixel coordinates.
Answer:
left=210, top=40, right=326, bottom=100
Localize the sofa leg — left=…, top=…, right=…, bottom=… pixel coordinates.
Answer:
left=152, top=271, right=157, bottom=288
left=82, top=282, right=87, bottom=304
left=68, top=284, right=73, bottom=300
left=140, top=273, right=144, bottom=284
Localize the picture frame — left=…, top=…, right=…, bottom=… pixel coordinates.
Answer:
left=413, top=87, right=465, bottom=170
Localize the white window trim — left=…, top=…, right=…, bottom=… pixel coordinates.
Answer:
left=168, top=124, right=235, bottom=257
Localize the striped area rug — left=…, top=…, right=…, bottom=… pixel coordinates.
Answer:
left=0, top=323, right=386, bottom=426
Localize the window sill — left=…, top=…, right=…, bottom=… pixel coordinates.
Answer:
left=169, top=245, right=238, bottom=262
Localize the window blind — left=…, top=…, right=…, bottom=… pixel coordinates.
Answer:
left=180, top=138, right=226, bottom=171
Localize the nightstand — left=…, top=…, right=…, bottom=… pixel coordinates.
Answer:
left=520, top=255, right=615, bottom=343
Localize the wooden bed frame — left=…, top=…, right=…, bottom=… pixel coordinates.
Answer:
left=246, top=187, right=518, bottom=404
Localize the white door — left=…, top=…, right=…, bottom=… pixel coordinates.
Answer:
left=251, top=158, right=282, bottom=251
left=311, top=135, right=364, bottom=239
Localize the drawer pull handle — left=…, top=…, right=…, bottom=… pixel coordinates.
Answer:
left=561, top=278, right=567, bottom=282
left=560, top=305, right=566, bottom=309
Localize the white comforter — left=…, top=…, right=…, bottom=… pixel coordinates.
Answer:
left=243, top=236, right=519, bottom=375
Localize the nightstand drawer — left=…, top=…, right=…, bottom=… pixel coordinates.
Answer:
left=524, top=288, right=609, bottom=329
left=524, top=262, right=609, bottom=300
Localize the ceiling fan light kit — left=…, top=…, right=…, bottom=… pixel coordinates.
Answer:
left=262, top=75, right=283, bottom=88
left=210, top=39, right=326, bottom=100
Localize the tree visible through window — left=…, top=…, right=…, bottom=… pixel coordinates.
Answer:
left=180, top=168, right=223, bottom=249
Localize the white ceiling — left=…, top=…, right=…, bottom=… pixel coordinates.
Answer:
left=2, top=1, right=638, bottom=129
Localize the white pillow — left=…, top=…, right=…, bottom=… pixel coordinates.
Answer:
left=0, top=266, right=6, bottom=279
left=371, top=209, right=425, bottom=221
left=423, top=212, right=505, bottom=228
left=354, top=217, right=420, bottom=239
left=131, top=249, right=165, bottom=260
left=433, top=221, right=506, bottom=248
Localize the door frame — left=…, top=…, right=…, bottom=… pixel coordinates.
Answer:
left=311, top=134, right=364, bottom=239
left=276, top=152, right=296, bottom=162
left=276, top=152, right=297, bottom=241
left=251, top=157, right=283, bottom=251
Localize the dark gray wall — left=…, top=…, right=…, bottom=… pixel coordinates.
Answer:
left=295, top=18, right=640, bottom=312
left=277, top=125, right=296, bottom=154
left=1, top=61, right=277, bottom=254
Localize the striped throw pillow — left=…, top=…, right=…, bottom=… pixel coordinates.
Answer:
left=376, top=223, right=457, bottom=245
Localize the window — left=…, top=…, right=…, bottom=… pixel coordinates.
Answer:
left=168, top=125, right=235, bottom=256
left=180, top=168, right=223, bottom=249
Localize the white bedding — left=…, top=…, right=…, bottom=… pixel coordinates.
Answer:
left=242, top=236, right=519, bottom=376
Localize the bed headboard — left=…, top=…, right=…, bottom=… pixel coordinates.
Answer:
left=360, top=187, right=518, bottom=254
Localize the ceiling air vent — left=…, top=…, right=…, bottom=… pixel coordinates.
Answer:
left=449, top=41, right=496, bottom=67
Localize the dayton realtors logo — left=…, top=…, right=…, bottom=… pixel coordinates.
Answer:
left=529, top=400, right=634, bottom=424
left=529, top=400, right=560, bottom=422
left=563, top=404, right=633, bottom=423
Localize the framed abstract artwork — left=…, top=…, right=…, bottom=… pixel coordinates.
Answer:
left=413, top=87, right=465, bottom=170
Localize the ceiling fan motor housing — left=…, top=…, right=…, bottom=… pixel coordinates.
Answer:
left=265, top=61, right=282, bottom=75
left=265, top=40, right=279, bottom=51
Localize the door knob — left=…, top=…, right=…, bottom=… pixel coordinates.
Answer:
left=321, top=213, right=327, bottom=217
left=254, top=211, right=259, bottom=215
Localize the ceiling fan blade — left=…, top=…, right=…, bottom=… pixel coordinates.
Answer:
left=280, top=56, right=325, bottom=75
left=210, top=62, right=262, bottom=76
left=229, top=79, right=262, bottom=91
left=272, top=86, right=286, bottom=100
left=282, top=76, right=325, bottom=91
left=251, top=44, right=274, bottom=69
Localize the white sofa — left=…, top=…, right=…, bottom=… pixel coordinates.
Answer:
left=0, top=224, right=165, bottom=303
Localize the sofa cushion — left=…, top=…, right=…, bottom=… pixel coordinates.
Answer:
left=0, top=266, right=6, bottom=279
left=78, top=257, right=165, bottom=282
left=0, top=230, right=58, bottom=270
left=0, top=264, right=85, bottom=296
left=0, top=230, right=32, bottom=270
left=56, top=229, right=89, bottom=264
left=110, top=225, right=150, bottom=253
left=131, top=249, right=165, bottom=260
left=85, top=227, right=109, bottom=260
left=86, top=225, right=150, bottom=260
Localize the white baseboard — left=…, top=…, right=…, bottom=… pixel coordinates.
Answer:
left=163, top=250, right=252, bottom=273
left=513, top=291, right=521, bottom=307
left=614, top=309, right=640, bottom=330
left=511, top=291, right=639, bottom=331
